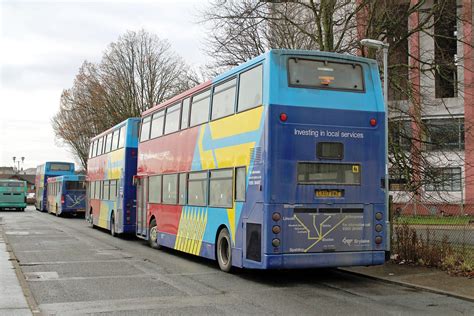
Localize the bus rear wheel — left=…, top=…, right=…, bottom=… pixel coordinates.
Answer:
left=216, top=228, right=232, bottom=272
left=148, top=219, right=161, bottom=249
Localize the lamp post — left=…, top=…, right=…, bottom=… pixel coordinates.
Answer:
left=360, top=38, right=390, bottom=252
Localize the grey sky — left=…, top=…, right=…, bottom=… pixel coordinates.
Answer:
left=0, top=0, right=210, bottom=170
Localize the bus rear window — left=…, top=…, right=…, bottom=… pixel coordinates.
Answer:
left=288, top=58, right=364, bottom=91
left=297, top=163, right=361, bottom=185
left=66, top=181, right=85, bottom=190
left=49, top=163, right=72, bottom=171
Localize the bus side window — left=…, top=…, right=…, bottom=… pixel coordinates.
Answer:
left=103, top=181, right=110, bottom=201
left=178, top=173, right=187, bottom=205
left=187, top=171, right=208, bottom=206
left=140, top=116, right=151, bottom=142
left=164, top=103, right=181, bottom=135
left=190, top=90, right=211, bottom=127
left=150, top=110, right=165, bottom=139
left=181, top=98, right=190, bottom=130
left=211, top=77, right=237, bottom=120
left=105, top=133, right=113, bottom=153
left=235, top=167, right=246, bottom=202
left=148, top=175, right=162, bottom=203
left=118, top=126, right=126, bottom=148
left=110, top=180, right=117, bottom=200
left=112, top=130, right=119, bottom=151
left=97, top=137, right=104, bottom=156
left=237, top=64, right=263, bottom=112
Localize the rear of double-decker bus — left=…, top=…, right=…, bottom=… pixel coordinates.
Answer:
left=36, top=162, right=75, bottom=211
left=255, top=50, right=388, bottom=269
left=0, top=180, right=27, bottom=211
left=86, top=118, right=140, bottom=235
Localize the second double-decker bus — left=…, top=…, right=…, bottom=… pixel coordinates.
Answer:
left=47, top=175, right=86, bottom=216
left=136, top=49, right=388, bottom=271
left=86, top=118, right=140, bottom=236
left=35, top=162, right=75, bottom=211
left=0, top=180, right=27, bottom=211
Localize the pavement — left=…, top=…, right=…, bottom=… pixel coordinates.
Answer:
left=341, top=262, right=474, bottom=302
left=0, top=220, right=32, bottom=316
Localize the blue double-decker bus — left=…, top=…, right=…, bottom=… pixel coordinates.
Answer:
left=86, top=118, right=140, bottom=236
left=136, top=49, right=388, bottom=271
left=47, top=175, right=86, bottom=216
left=35, top=162, right=75, bottom=211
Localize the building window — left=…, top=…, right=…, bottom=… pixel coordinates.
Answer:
left=162, top=174, right=178, bottom=204
left=148, top=175, right=162, bottom=203
left=434, top=0, right=457, bottom=99
left=209, top=169, right=233, bottom=208
left=389, top=168, right=408, bottom=191
left=238, top=65, right=263, bottom=112
left=187, top=171, right=208, bottom=206
left=423, top=118, right=464, bottom=151
left=425, top=167, right=461, bottom=192
left=389, top=120, right=412, bottom=151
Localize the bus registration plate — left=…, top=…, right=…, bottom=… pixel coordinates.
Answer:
left=315, top=190, right=343, bottom=198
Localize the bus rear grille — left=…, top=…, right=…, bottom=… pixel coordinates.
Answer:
left=246, top=223, right=261, bottom=262
left=3, top=193, right=11, bottom=195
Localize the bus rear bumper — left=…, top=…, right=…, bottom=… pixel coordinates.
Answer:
left=0, top=203, right=27, bottom=209
left=257, top=251, right=386, bottom=269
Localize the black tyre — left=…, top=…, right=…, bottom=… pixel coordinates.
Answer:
left=55, top=204, right=60, bottom=217
left=216, top=228, right=232, bottom=272
left=148, top=219, right=161, bottom=249
left=110, top=213, right=116, bottom=237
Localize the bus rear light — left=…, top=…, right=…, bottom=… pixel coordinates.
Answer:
left=131, top=149, right=137, bottom=156
left=272, top=225, right=281, bottom=234
left=375, top=212, right=383, bottom=220
left=272, top=212, right=281, bottom=221
left=375, top=224, right=383, bottom=232
left=272, top=238, right=281, bottom=247
left=375, top=236, right=383, bottom=244
left=370, top=118, right=377, bottom=126
left=61, top=195, right=65, bottom=204
left=126, top=216, right=131, bottom=223
left=280, top=113, right=288, bottom=122
left=126, top=210, right=131, bottom=215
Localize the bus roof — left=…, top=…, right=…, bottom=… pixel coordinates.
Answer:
left=140, top=49, right=377, bottom=118
left=142, top=81, right=211, bottom=117
left=91, top=118, right=141, bottom=141
left=47, top=175, right=85, bottom=183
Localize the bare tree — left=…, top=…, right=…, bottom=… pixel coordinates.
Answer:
left=52, top=30, right=196, bottom=169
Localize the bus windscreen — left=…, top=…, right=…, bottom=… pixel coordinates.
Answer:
left=288, top=58, right=364, bottom=91
left=49, top=163, right=72, bottom=171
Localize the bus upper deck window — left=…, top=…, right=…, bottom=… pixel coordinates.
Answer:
left=288, top=58, right=364, bottom=92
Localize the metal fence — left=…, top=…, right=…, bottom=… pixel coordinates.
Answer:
left=390, top=200, right=474, bottom=275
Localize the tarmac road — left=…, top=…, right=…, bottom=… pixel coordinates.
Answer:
left=1, top=206, right=473, bottom=315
